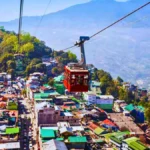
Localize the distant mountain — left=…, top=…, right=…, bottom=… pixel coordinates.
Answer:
left=0, top=0, right=150, bottom=87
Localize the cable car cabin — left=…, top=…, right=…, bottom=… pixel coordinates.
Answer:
left=64, top=64, right=89, bottom=92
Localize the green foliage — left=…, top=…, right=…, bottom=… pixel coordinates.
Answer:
left=21, top=89, right=27, bottom=97
left=7, top=60, right=16, bottom=69
left=54, top=50, right=77, bottom=65
left=51, top=67, right=59, bottom=76
left=106, top=85, right=119, bottom=98
left=93, top=70, right=113, bottom=94
left=68, top=51, right=77, bottom=62
left=0, top=53, right=14, bottom=72
left=21, top=32, right=32, bottom=44
left=48, top=78, right=54, bottom=87
left=117, top=76, right=124, bottom=83
left=7, top=69, right=15, bottom=79
left=0, top=34, right=18, bottom=53
left=118, top=88, right=128, bottom=100
left=36, top=63, right=47, bottom=73
left=30, top=58, right=42, bottom=66
left=25, top=59, right=46, bottom=76
left=20, top=42, right=34, bottom=54
left=142, top=102, right=150, bottom=124
left=0, top=30, right=52, bottom=78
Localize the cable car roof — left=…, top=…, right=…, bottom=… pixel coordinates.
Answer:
left=65, top=66, right=88, bottom=73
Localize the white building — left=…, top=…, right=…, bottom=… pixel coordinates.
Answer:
left=90, top=81, right=102, bottom=95
left=96, top=95, right=114, bottom=110
left=83, top=92, right=114, bottom=109
left=83, top=91, right=97, bottom=104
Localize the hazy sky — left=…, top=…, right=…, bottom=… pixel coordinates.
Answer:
left=0, top=0, right=91, bottom=21
left=0, top=0, right=130, bottom=21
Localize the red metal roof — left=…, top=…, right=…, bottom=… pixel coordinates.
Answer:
left=89, top=122, right=99, bottom=130
left=102, top=119, right=117, bottom=127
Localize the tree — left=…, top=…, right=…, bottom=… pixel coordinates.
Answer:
left=20, top=42, right=34, bottom=54
left=25, top=65, right=35, bottom=76
left=7, top=60, right=16, bottom=69
left=117, top=76, right=124, bottom=83
left=100, top=74, right=113, bottom=94
left=118, top=88, right=128, bottom=100
left=21, top=32, right=32, bottom=44
left=0, top=34, right=18, bottom=53
left=144, top=103, right=150, bottom=125
left=51, top=67, right=58, bottom=76
left=0, top=53, right=14, bottom=72
left=30, top=58, right=42, bottom=66
left=48, top=78, right=54, bottom=87
left=21, top=89, right=27, bottom=97
left=36, top=63, right=46, bottom=73
left=68, top=51, right=77, bottom=62
left=7, top=69, right=15, bottom=79
left=106, top=86, right=119, bottom=98
left=140, top=96, right=148, bottom=102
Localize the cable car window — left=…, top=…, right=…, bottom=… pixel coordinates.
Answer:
left=71, top=75, right=75, bottom=79
left=84, top=75, right=88, bottom=79
left=76, top=75, right=84, bottom=85
left=71, top=80, right=75, bottom=85
left=84, top=80, right=88, bottom=85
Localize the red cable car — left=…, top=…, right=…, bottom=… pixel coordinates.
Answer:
left=63, top=36, right=90, bottom=92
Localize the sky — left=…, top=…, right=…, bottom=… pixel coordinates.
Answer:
left=0, top=0, right=91, bottom=21
left=0, top=0, right=130, bottom=22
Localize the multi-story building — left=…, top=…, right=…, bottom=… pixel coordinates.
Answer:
left=37, top=107, right=80, bottom=126
left=83, top=92, right=114, bottom=110
left=96, top=95, right=114, bottom=110
left=0, top=73, right=11, bottom=86
left=90, top=81, right=102, bottom=95
left=83, top=91, right=97, bottom=104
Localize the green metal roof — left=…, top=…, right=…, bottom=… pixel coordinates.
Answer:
left=124, top=104, right=135, bottom=112
left=124, top=104, right=144, bottom=112
left=129, top=141, right=148, bottom=150
left=110, top=136, right=122, bottom=144
left=94, top=127, right=104, bottom=135
left=96, top=104, right=113, bottom=110
left=6, top=127, right=19, bottom=134
left=34, top=94, right=41, bottom=99
left=68, top=136, right=87, bottom=143
left=40, top=129, right=55, bottom=138
left=137, top=106, right=144, bottom=112
left=91, top=81, right=101, bottom=87
left=123, top=137, right=139, bottom=144
left=54, top=75, right=64, bottom=82
left=123, top=137, right=147, bottom=150
left=34, top=92, right=60, bottom=100
left=42, top=139, right=49, bottom=143
left=43, top=84, right=50, bottom=87
left=103, top=131, right=130, bottom=140
left=56, top=137, right=64, bottom=141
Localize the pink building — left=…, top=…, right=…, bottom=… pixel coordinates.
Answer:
left=37, top=107, right=80, bottom=126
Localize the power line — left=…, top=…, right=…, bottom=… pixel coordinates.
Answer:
left=60, top=2, right=150, bottom=52
left=34, top=0, right=52, bottom=36
left=86, top=14, right=150, bottom=45
left=90, top=2, right=150, bottom=39
left=61, top=45, right=76, bottom=51
left=18, top=0, right=24, bottom=46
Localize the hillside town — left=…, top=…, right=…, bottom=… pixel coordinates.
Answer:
left=0, top=1, right=150, bottom=149
left=0, top=55, right=150, bottom=150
